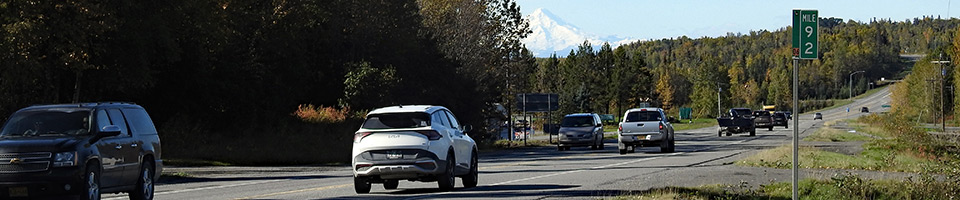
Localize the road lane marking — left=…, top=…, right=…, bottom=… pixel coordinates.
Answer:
left=234, top=183, right=351, bottom=199
left=103, top=179, right=284, bottom=200
left=490, top=156, right=664, bottom=186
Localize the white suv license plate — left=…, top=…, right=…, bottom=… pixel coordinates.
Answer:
left=9, top=187, right=27, bottom=197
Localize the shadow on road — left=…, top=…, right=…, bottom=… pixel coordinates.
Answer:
left=317, top=184, right=792, bottom=200
left=158, top=174, right=346, bottom=184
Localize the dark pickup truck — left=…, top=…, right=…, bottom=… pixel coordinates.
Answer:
left=753, top=111, right=774, bottom=131
left=717, top=108, right=756, bottom=137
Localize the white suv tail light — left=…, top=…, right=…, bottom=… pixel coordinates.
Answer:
left=416, top=130, right=443, bottom=140
left=354, top=132, right=372, bottom=143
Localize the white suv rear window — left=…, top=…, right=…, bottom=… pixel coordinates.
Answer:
left=362, top=113, right=430, bottom=129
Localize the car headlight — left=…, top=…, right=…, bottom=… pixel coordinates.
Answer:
left=53, top=152, right=77, bottom=167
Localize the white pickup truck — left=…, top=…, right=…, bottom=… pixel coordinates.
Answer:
left=617, top=108, right=675, bottom=154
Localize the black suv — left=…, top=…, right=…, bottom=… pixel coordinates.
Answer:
left=0, top=102, right=161, bottom=200
left=772, top=112, right=788, bottom=129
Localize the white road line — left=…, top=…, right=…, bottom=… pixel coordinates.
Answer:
left=103, top=179, right=284, bottom=200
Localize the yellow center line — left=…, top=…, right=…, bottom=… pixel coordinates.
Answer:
left=234, top=183, right=351, bottom=200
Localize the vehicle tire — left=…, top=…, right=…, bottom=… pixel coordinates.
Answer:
left=750, top=129, right=756, bottom=136
left=129, top=161, right=155, bottom=200
left=437, top=153, right=456, bottom=191
left=82, top=163, right=101, bottom=200
left=619, top=148, right=627, bottom=155
left=667, top=134, right=676, bottom=153
left=659, top=136, right=673, bottom=153
left=768, top=126, right=773, bottom=131
left=785, top=124, right=788, bottom=129
left=597, top=138, right=605, bottom=150
left=718, top=130, right=723, bottom=137
left=462, top=152, right=478, bottom=188
left=383, top=180, right=399, bottom=190
left=557, top=145, right=564, bottom=151
left=354, top=176, right=371, bottom=194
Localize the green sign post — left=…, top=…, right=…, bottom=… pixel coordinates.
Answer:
left=791, top=9, right=818, bottom=200
left=793, top=10, right=818, bottom=59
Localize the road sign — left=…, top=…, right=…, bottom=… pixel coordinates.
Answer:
left=792, top=10, right=818, bottom=59
left=516, top=93, right=559, bottom=112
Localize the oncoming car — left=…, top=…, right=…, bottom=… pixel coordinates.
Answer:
left=557, top=113, right=604, bottom=151
left=617, top=108, right=675, bottom=154
left=351, top=105, right=477, bottom=193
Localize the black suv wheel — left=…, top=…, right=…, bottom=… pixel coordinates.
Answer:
left=129, top=161, right=155, bottom=200
left=82, top=163, right=101, bottom=200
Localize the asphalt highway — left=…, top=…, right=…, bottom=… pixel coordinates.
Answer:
left=103, top=87, right=892, bottom=200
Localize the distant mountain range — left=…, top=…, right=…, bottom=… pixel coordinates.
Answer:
left=522, top=8, right=641, bottom=57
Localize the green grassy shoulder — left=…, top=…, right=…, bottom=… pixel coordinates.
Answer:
left=802, top=120, right=873, bottom=142
left=737, top=117, right=952, bottom=173
left=672, top=118, right=718, bottom=131
left=479, top=139, right=552, bottom=152
left=612, top=175, right=959, bottom=200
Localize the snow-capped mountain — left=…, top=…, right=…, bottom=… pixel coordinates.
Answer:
left=523, top=8, right=641, bottom=57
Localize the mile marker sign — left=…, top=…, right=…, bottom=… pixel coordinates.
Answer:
left=792, top=9, right=818, bottom=60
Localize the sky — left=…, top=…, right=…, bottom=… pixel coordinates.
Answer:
left=517, top=0, right=960, bottom=40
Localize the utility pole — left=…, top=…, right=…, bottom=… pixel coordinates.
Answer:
left=849, top=71, right=865, bottom=99
left=932, top=56, right=950, bottom=132
left=717, top=82, right=722, bottom=117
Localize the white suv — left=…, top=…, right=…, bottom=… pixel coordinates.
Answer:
left=351, top=105, right=478, bottom=193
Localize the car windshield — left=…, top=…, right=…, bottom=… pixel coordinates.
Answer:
left=361, top=113, right=431, bottom=129
left=625, top=111, right=660, bottom=122
left=0, top=108, right=93, bottom=137
left=560, top=116, right=594, bottom=127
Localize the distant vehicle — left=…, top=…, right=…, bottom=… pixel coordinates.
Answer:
left=762, top=105, right=776, bottom=113
left=784, top=111, right=792, bottom=120
left=617, top=108, right=675, bottom=154
left=753, top=111, right=774, bottom=131
left=860, top=107, right=869, bottom=113
left=772, top=112, right=788, bottom=129
left=0, top=102, right=162, bottom=200
left=717, top=108, right=756, bottom=137
left=557, top=113, right=604, bottom=151
left=351, top=105, right=477, bottom=193
left=814, top=113, right=823, bottom=120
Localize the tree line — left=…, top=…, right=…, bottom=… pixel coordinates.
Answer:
left=515, top=17, right=958, bottom=119
left=2, top=1, right=958, bottom=163
left=0, top=0, right=530, bottom=163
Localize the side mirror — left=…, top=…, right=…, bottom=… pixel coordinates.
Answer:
left=461, top=125, right=472, bottom=133
left=596, top=123, right=603, bottom=127
left=91, top=125, right=121, bottom=143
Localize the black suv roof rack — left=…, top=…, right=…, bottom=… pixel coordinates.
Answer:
left=97, top=102, right=136, bottom=105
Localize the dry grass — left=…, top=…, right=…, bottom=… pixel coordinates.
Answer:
left=294, top=104, right=353, bottom=123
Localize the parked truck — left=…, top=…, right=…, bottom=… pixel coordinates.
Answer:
left=717, top=108, right=756, bottom=136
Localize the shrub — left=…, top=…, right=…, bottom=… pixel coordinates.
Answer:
left=294, top=104, right=352, bottom=123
